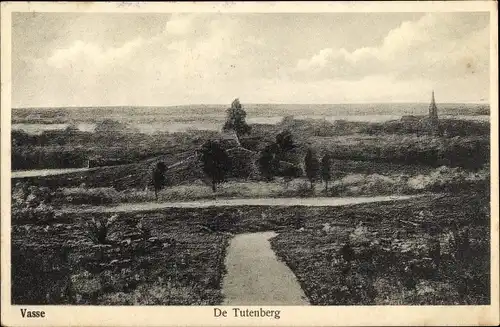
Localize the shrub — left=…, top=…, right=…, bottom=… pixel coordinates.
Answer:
left=84, top=215, right=118, bottom=244
left=12, top=184, right=58, bottom=224
left=61, top=187, right=117, bottom=205
left=136, top=220, right=151, bottom=241
left=295, top=181, right=314, bottom=197
left=12, top=203, right=57, bottom=225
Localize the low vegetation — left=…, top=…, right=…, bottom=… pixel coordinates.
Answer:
left=270, top=192, right=489, bottom=305
left=12, top=208, right=230, bottom=305
left=12, top=189, right=488, bottom=305
left=12, top=164, right=489, bottom=209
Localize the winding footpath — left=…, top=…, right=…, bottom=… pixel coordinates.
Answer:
left=222, top=231, right=309, bottom=305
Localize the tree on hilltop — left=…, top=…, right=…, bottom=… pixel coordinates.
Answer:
left=223, top=98, right=251, bottom=143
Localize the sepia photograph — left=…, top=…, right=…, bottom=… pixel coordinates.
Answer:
left=1, top=1, right=498, bottom=326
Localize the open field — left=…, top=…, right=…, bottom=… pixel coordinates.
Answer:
left=11, top=103, right=490, bottom=124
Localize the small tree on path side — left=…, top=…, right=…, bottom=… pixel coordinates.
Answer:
left=305, top=148, right=320, bottom=190
left=200, top=140, right=230, bottom=192
left=152, top=162, right=167, bottom=201
left=321, top=153, right=332, bottom=192
left=258, top=144, right=279, bottom=181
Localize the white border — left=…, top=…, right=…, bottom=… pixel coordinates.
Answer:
left=1, top=2, right=498, bottom=326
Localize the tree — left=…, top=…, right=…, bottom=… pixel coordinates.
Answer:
left=304, top=148, right=320, bottom=190
left=275, top=130, right=296, bottom=160
left=222, top=98, right=251, bottom=142
left=321, top=153, right=332, bottom=192
left=258, top=144, right=279, bottom=181
left=200, top=140, right=230, bottom=192
left=152, top=162, right=167, bottom=200
left=282, top=164, right=302, bottom=188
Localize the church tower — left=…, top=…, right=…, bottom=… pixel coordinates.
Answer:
left=428, top=90, right=440, bottom=135
left=429, top=90, right=438, bottom=121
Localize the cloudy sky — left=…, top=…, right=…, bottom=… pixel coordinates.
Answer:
left=12, top=12, right=490, bottom=107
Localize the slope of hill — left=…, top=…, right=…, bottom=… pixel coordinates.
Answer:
left=13, top=146, right=263, bottom=190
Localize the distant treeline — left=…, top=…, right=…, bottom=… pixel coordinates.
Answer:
left=281, top=117, right=490, bottom=138
left=319, top=139, right=490, bottom=170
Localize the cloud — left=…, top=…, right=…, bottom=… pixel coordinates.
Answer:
left=12, top=13, right=490, bottom=107
left=164, top=13, right=198, bottom=35
left=46, top=37, right=145, bottom=69
left=294, top=13, right=490, bottom=82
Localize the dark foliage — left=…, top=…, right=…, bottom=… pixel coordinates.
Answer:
left=199, top=140, right=230, bottom=192
left=258, top=144, right=279, bottom=181
left=321, top=153, right=332, bottom=191
left=222, top=98, right=251, bottom=141
left=275, top=130, right=296, bottom=157
left=152, top=162, right=167, bottom=200
left=305, top=148, right=320, bottom=189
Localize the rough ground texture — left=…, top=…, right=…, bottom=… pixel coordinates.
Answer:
left=222, top=232, right=309, bottom=305
left=11, top=192, right=488, bottom=305
left=11, top=210, right=230, bottom=305
left=270, top=192, right=490, bottom=305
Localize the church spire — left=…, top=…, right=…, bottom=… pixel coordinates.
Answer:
left=428, top=90, right=439, bottom=135
left=429, top=90, right=438, bottom=121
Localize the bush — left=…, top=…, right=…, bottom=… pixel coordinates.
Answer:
left=61, top=187, right=117, bottom=205
left=12, top=184, right=58, bottom=224
left=84, top=215, right=118, bottom=244
left=407, top=166, right=489, bottom=191
left=295, top=181, right=314, bottom=197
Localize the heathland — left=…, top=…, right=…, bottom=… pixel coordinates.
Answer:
left=11, top=101, right=490, bottom=305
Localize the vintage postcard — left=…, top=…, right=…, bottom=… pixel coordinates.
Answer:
left=1, top=1, right=498, bottom=326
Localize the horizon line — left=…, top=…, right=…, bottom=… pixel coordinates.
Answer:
left=12, top=101, right=491, bottom=109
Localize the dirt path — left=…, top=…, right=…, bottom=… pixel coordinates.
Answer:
left=11, top=167, right=92, bottom=179
left=60, top=195, right=417, bottom=213
left=222, top=231, right=309, bottom=305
